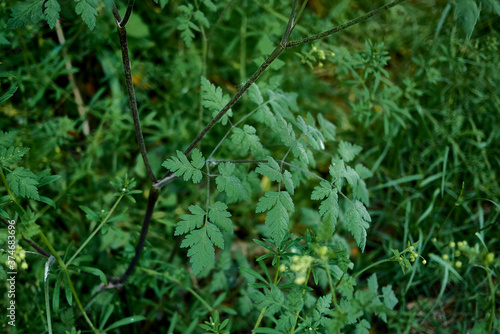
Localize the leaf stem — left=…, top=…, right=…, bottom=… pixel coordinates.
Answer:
left=66, top=194, right=124, bottom=267
left=38, top=231, right=98, bottom=333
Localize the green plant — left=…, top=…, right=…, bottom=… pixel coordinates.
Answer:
left=1, top=0, right=499, bottom=333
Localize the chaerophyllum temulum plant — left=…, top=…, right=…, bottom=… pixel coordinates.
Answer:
left=0, top=0, right=442, bottom=332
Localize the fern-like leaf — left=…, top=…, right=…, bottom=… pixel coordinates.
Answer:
left=6, top=0, right=44, bottom=30
left=6, top=167, right=40, bottom=200
left=338, top=141, right=362, bottom=163
left=162, top=148, right=205, bottom=183
left=344, top=200, right=371, bottom=252
left=256, top=191, right=294, bottom=245
left=255, top=157, right=282, bottom=182
left=311, top=181, right=339, bottom=240
left=45, top=0, right=61, bottom=29
left=177, top=201, right=233, bottom=275
left=74, top=0, right=98, bottom=31
left=0, top=147, right=30, bottom=167
left=231, top=125, right=265, bottom=157
left=201, top=77, right=232, bottom=125
left=215, top=162, right=248, bottom=203
left=0, top=132, right=15, bottom=148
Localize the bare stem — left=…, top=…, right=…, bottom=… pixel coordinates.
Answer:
left=120, top=188, right=159, bottom=283
left=112, top=4, right=157, bottom=184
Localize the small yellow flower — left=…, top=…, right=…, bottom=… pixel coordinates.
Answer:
left=294, top=276, right=306, bottom=285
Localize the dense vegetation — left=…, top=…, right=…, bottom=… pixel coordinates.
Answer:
left=1, top=0, right=499, bottom=333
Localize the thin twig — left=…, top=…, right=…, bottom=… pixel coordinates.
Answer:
left=281, top=0, right=299, bottom=47
left=119, top=0, right=135, bottom=27
left=286, top=0, right=408, bottom=48
left=112, top=4, right=158, bottom=184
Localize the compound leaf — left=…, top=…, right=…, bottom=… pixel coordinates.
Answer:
left=345, top=200, right=371, bottom=252
left=215, top=162, right=248, bottom=203
left=7, top=167, right=40, bottom=200
left=74, top=0, right=98, bottom=31
left=0, top=146, right=30, bottom=167
left=201, top=77, right=232, bottom=125
left=162, top=149, right=204, bottom=183
left=7, top=0, right=45, bottom=30
left=45, top=0, right=61, bottom=29
left=175, top=205, right=206, bottom=235
left=256, top=191, right=294, bottom=245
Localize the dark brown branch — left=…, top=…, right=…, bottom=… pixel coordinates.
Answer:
left=285, top=0, right=408, bottom=48
left=281, top=0, right=299, bottom=47
left=112, top=4, right=157, bottom=184
left=119, top=0, right=135, bottom=27
left=119, top=187, right=159, bottom=283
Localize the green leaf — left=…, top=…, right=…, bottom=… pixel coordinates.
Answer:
left=181, top=228, right=216, bottom=275
left=382, top=285, right=398, bottom=309
left=318, top=113, right=336, bottom=141
left=296, top=116, right=325, bottom=151
left=162, top=149, right=204, bottom=183
left=482, top=0, right=500, bottom=15
left=45, top=0, right=61, bottom=29
left=248, top=83, right=264, bottom=105
left=256, top=191, right=294, bottom=245
left=282, top=170, right=295, bottom=195
left=74, top=266, right=107, bottom=285
left=79, top=205, right=100, bottom=221
left=311, top=181, right=339, bottom=240
left=175, top=205, right=206, bottom=235
left=7, top=167, right=40, bottom=200
left=216, top=162, right=249, bottom=203
left=7, top=0, right=45, bottom=30
left=194, top=10, right=209, bottom=28
left=338, top=141, right=362, bottom=162
left=454, top=0, right=480, bottom=39
left=0, top=86, right=18, bottom=105
left=208, top=201, right=233, bottom=233
left=256, top=157, right=282, bottom=182
left=0, top=132, right=15, bottom=148
left=203, top=0, right=217, bottom=12
left=367, top=273, right=378, bottom=294
left=74, top=0, right=98, bottom=31
left=355, top=319, right=371, bottom=334
left=231, top=125, right=265, bottom=157
left=104, top=315, right=146, bottom=332
left=201, top=77, right=233, bottom=125
left=177, top=202, right=232, bottom=276
left=344, top=200, right=371, bottom=252
left=0, top=146, right=30, bottom=167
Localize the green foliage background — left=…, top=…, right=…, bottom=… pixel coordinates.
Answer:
left=1, top=0, right=499, bottom=333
